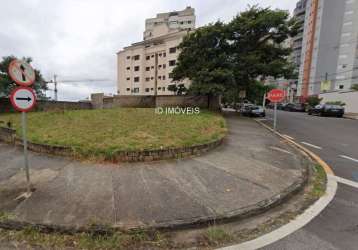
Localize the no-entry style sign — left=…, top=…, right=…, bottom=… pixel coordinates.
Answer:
left=10, top=87, right=37, bottom=112
left=267, top=89, right=286, bottom=103
left=8, top=59, right=36, bottom=87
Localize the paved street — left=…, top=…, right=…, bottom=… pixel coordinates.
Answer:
left=262, top=110, right=358, bottom=250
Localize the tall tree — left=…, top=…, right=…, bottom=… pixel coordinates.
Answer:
left=172, top=6, right=298, bottom=99
left=0, top=56, right=48, bottom=98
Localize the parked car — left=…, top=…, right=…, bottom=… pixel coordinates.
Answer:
left=284, top=103, right=306, bottom=112
left=308, top=104, right=345, bottom=117
left=241, top=105, right=266, bottom=117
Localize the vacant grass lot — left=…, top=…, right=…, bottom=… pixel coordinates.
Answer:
left=0, top=108, right=226, bottom=159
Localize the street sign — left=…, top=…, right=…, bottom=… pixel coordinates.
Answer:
left=267, top=89, right=285, bottom=103
left=267, top=89, right=285, bottom=132
left=10, top=87, right=37, bottom=112
left=8, top=59, right=36, bottom=87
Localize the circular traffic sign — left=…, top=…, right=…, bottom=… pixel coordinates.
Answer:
left=8, top=59, right=36, bottom=87
left=10, top=87, right=37, bottom=112
left=267, top=89, right=286, bottom=103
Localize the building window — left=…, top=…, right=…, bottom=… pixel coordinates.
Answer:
left=151, top=66, right=154, bottom=69
left=146, top=67, right=150, bottom=71
left=133, top=87, right=140, bottom=93
left=133, top=55, right=140, bottom=60
left=126, top=56, right=130, bottom=60
left=146, top=77, right=150, bottom=82
left=159, top=65, right=162, bottom=68
left=126, top=77, right=130, bottom=81
left=145, top=88, right=150, bottom=92
left=169, top=47, right=177, bottom=53
left=134, top=77, right=140, bottom=82
left=163, top=64, right=166, bottom=69
left=146, top=55, right=150, bottom=60
left=151, top=55, right=154, bottom=58
left=339, top=85, right=344, bottom=89
left=151, top=77, right=154, bottom=80
left=162, top=87, right=166, bottom=91
left=163, top=53, right=166, bottom=57
left=169, top=60, right=176, bottom=66
left=151, top=88, right=154, bottom=91
left=188, top=20, right=192, bottom=24
left=158, top=76, right=162, bottom=80
left=162, top=76, right=166, bottom=80
left=134, top=66, right=140, bottom=71
left=158, top=87, right=162, bottom=90
left=126, top=88, right=130, bottom=91
left=169, top=73, right=174, bottom=78
left=126, top=67, right=130, bottom=70
left=159, top=53, right=162, bottom=57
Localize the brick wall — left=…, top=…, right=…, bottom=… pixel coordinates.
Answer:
left=92, top=94, right=221, bottom=110
left=0, top=98, right=92, bottom=113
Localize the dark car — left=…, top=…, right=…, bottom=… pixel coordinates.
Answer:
left=284, top=103, right=306, bottom=112
left=241, top=105, right=266, bottom=117
left=308, top=104, right=345, bottom=117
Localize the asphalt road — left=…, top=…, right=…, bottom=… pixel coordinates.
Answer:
left=261, top=110, right=358, bottom=250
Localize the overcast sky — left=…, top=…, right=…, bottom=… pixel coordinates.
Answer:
left=1, top=0, right=296, bottom=101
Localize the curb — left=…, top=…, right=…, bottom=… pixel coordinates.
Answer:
left=217, top=119, right=337, bottom=250
left=0, top=126, right=224, bottom=163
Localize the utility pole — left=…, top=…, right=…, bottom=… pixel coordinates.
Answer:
left=262, top=91, right=266, bottom=110
left=54, top=74, right=58, bottom=101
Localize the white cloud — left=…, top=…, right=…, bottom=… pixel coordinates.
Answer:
left=0, top=0, right=296, bottom=101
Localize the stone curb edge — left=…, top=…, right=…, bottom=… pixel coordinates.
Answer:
left=0, top=126, right=224, bottom=163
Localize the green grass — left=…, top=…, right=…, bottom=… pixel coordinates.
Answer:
left=0, top=108, right=226, bottom=159
left=309, top=164, right=327, bottom=198
left=203, top=227, right=234, bottom=246
left=0, top=228, right=169, bottom=250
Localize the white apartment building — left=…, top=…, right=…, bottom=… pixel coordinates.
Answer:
left=296, top=0, right=358, bottom=100
left=117, top=7, right=195, bottom=96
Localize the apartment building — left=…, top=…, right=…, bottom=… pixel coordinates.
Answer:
left=297, top=0, right=358, bottom=100
left=117, top=7, right=195, bottom=96
left=335, top=0, right=358, bottom=91
left=292, top=0, right=308, bottom=69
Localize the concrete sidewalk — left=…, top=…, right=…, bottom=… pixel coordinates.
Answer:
left=0, top=113, right=308, bottom=230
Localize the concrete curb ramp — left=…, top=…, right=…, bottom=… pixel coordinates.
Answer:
left=0, top=113, right=309, bottom=232
left=216, top=119, right=337, bottom=250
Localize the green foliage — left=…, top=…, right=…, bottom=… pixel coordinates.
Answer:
left=167, top=83, right=187, bottom=95
left=172, top=5, right=298, bottom=98
left=0, top=56, right=48, bottom=98
left=204, top=227, right=234, bottom=246
left=326, top=101, right=346, bottom=106
left=306, top=96, right=322, bottom=107
left=351, top=84, right=358, bottom=91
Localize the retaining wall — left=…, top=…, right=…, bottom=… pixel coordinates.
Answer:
left=0, top=98, right=92, bottom=113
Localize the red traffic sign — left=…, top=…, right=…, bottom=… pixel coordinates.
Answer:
left=10, top=87, right=37, bottom=112
left=267, top=89, right=286, bottom=103
left=8, top=59, right=36, bottom=87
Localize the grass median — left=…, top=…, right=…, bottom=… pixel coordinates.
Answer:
left=0, top=108, right=226, bottom=160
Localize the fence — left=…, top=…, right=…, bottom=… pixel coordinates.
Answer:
left=319, top=90, right=358, bottom=113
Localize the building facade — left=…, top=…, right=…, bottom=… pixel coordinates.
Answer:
left=297, top=0, right=358, bottom=100
left=292, top=0, right=308, bottom=69
left=117, top=7, right=195, bottom=96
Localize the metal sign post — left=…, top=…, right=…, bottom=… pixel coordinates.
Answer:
left=8, top=59, right=37, bottom=196
left=267, top=89, right=285, bottom=132
left=21, top=111, right=31, bottom=194
left=274, top=102, right=277, bottom=131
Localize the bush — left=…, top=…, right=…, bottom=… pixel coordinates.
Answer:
left=326, top=101, right=346, bottom=106
left=306, top=96, right=322, bottom=107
